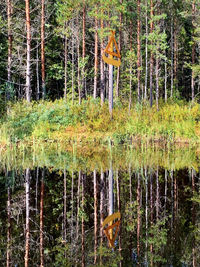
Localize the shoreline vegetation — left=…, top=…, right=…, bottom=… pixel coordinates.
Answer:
left=0, top=98, right=200, bottom=149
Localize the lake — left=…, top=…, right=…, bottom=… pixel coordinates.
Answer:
left=0, top=143, right=199, bottom=266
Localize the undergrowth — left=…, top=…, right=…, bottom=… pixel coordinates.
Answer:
left=0, top=97, right=200, bottom=146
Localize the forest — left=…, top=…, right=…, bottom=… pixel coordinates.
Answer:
left=1, top=1, right=200, bottom=266
left=0, top=0, right=199, bottom=146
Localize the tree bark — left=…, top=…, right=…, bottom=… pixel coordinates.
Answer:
left=116, top=0, right=122, bottom=99
left=7, top=0, right=12, bottom=100
left=94, top=170, right=97, bottom=264
left=25, top=0, right=31, bottom=102
left=7, top=187, right=11, bottom=267
left=171, top=18, right=174, bottom=98
left=191, top=0, right=195, bottom=101
left=144, top=0, right=148, bottom=100
left=100, top=14, right=105, bottom=105
left=137, top=0, right=141, bottom=102
left=64, top=28, right=67, bottom=101
left=82, top=2, right=86, bottom=97
left=41, top=0, right=45, bottom=98
left=25, top=168, right=30, bottom=267
left=94, top=11, right=98, bottom=99
left=40, top=170, right=44, bottom=267
left=150, top=0, right=154, bottom=107
left=109, top=40, right=113, bottom=118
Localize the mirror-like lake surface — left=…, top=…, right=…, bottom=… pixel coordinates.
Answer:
left=0, top=145, right=200, bottom=266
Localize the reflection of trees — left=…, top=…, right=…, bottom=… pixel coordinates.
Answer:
left=0, top=165, right=199, bottom=266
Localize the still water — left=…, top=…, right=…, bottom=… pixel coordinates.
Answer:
left=0, top=144, right=200, bottom=266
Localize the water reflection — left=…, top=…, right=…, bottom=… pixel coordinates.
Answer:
left=0, top=147, right=200, bottom=266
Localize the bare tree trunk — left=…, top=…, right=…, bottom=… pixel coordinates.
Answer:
left=94, top=170, right=97, bottom=264
left=156, top=168, right=159, bottom=220
left=100, top=14, right=105, bottom=106
left=94, top=11, right=98, bottom=99
left=145, top=168, right=148, bottom=263
left=25, top=0, right=31, bottom=102
left=109, top=40, right=113, bottom=118
left=40, top=170, right=44, bottom=267
left=72, top=22, right=75, bottom=104
left=155, top=52, right=159, bottom=111
left=7, top=0, right=12, bottom=100
left=41, top=0, right=45, bottom=98
left=150, top=0, right=154, bottom=107
left=25, top=168, right=30, bottom=267
left=76, top=171, right=81, bottom=240
left=192, top=169, right=196, bottom=267
left=82, top=2, right=86, bottom=97
left=137, top=0, right=141, bottom=102
left=174, top=23, right=178, bottom=91
left=164, top=169, right=167, bottom=217
left=63, top=168, right=67, bottom=242
left=191, top=0, right=195, bottom=101
left=7, top=187, right=11, bottom=267
left=170, top=17, right=174, bottom=98
left=81, top=174, right=85, bottom=267
left=100, top=169, right=104, bottom=265
left=116, top=170, right=122, bottom=267
left=144, top=0, right=148, bottom=100
left=164, top=44, right=167, bottom=102
left=116, top=0, right=122, bottom=99
left=36, top=41, right=40, bottom=100
left=137, top=173, right=141, bottom=259
left=64, top=28, right=67, bottom=100
left=71, top=171, right=74, bottom=240
left=129, top=22, right=133, bottom=112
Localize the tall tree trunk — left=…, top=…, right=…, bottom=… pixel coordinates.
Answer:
left=129, top=22, right=133, bottom=112
left=116, top=0, right=122, bottom=99
left=156, top=168, right=159, bottom=220
left=71, top=171, right=74, bottom=240
left=100, top=169, right=104, bottom=265
left=81, top=174, right=85, bottom=267
left=174, top=22, right=178, bottom=91
left=109, top=41, right=113, bottom=118
left=94, top=11, right=98, bottom=99
left=170, top=17, right=174, bottom=98
left=116, top=170, right=122, bottom=267
left=7, top=187, right=11, bottom=267
left=25, top=0, right=31, bottom=102
left=7, top=0, right=12, bottom=100
left=191, top=0, right=195, bottom=101
left=137, top=173, right=141, bottom=259
left=64, top=26, right=67, bottom=100
left=76, top=171, right=81, bottom=240
left=36, top=41, right=40, bottom=100
left=94, top=170, right=97, bottom=264
left=40, top=170, right=44, bottom=267
left=155, top=51, right=159, bottom=111
left=41, top=0, right=45, bottom=98
left=76, top=17, right=81, bottom=105
left=150, top=0, right=154, bottom=107
left=63, top=168, right=67, bottom=242
left=82, top=2, right=86, bottom=98
left=144, top=0, right=148, bottom=100
left=25, top=168, right=30, bottom=267
left=164, top=42, right=167, bottom=102
left=72, top=23, right=75, bottom=104
left=137, top=0, right=141, bottom=102
left=100, top=13, right=105, bottom=106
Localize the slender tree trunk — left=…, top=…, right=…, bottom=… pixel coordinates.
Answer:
left=94, top=11, right=98, bottom=99
left=100, top=13, right=105, bottom=106
left=164, top=44, right=167, bottom=102
left=81, top=174, right=85, bottom=267
left=76, top=171, right=81, bottom=240
left=100, top=169, right=104, bottom=265
left=40, top=170, right=44, bottom=267
left=25, top=0, right=31, bottom=102
left=155, top=50, right=159, bottom=111
left=82, top=2, right=86, bottom=97
left=145, top=168, right=148, bottom=263
left=94, top=170, right=97, bottom=264
left=41, top=0, right=45, bottom=98
left=116, top=0, right=122, bottom=99
left=36, top=41, right=40, bottom=100
left=129, top=22, right=133, bottom=112
left=156, top=168, right=159, bottom=220
left=25, top=168, right=30, bottom=267
left=174, top=23, right=178, bottom=91
left=64, top=27, right=67, bottom=100
left=63, top=168, right=67, bottom=242
left=71, top=171, right=74, bottom=241
left=164, top=169, right=167, bottom=217
left=171, top=17, right=174, bottom=98
left=191, top=0, right=195, bottom=101
left=109, top=41, right=113, bottom=118
left=137, top=173, right=141, bottom=259
left=7, top=0, right=12, bottom=100
left=116, top=170, right=122, bottom=267
left=7, top=187, right=11, bottom=267
left=72, top=23, right=75, bottom=104
left=144, top=0, right=148, bottom=100
left=137, top=0, right=141, bottom=102
left=150, top=0, right=154, bottom=107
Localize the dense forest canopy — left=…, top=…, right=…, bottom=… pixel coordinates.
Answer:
left=0, top=0, right=199, bottom=106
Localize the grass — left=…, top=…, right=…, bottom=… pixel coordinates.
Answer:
left=0, top=97, right=200, bottom=148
